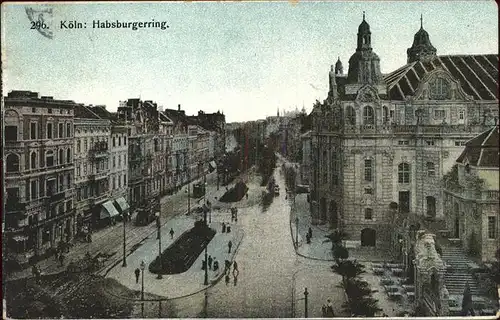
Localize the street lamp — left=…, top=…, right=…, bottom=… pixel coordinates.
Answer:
left=203, top=245, right=209, bottom=285
left=155, top=212, right=163, bottom=279
left=140, top=260, right=145, bottom=317
left=304, top=287, right=309, bottom=318
left=122, top=211, right=127, bottom=267
left=295, top=216, right=299, bottom=248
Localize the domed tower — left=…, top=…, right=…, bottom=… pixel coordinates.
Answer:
left=407, top=15, right=437, bottom=63
left=335, top=57, right=344, bottom=75
left=347, top=12, right=384, bottom=85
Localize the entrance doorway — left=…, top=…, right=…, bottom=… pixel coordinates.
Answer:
left=454, top=216, right=460, bottom=238
left=399, top=191, right=410, bottom=214
left=361, top=228, right=376, bottom=247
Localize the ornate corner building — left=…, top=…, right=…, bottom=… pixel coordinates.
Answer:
left=4, top=91, right=77, bottom=264
left=310, top=14, right=498, bottom=250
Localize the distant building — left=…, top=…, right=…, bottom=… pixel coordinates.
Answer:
left=301, top=131, right=312, bottom=185
left=4, top=91, right=76, bottom=263
left=444, top=126, right=499, bottom=262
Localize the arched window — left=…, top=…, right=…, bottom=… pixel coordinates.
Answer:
left=46, top=151, right=54, bottom=167
left=426, top=162, right=435, bottom=177
left=31, top=152, right=37, bottom=169
left=6, top=154, right=20, bottom=172
left=59, top=149, right=64, bottom=164
left=363, top=106, right=374, bottom=125
left=345, top=106, right=356, bottom=125
left=383, top=106, right=389, bottom=123
left=398, top=162, right=411, bottom=183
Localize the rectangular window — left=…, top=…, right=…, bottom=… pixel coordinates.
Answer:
left=434, top=110, right=445, bottom=119
left=31, top=180, right=37, bottom=200
left=364, top=159, right=373, bottom=182
left=58, top=123, right=64, bottom=138
left=364, top=208, right=373, bottom=220
left=66, top=123, right=71, bottom=137
left=124, top=137, right=127, bottom=145
left=118, top=137, right=121, bottom=146
left=364, top=188, right=373, bottom=195
left=398, top=140, right=409, bottom=146
left=113, top=137, right=116, bottom=147
left=32, top=107, right=36, bottom=113
left=118, top=155, right=121, bottom=167
left=47, top=123, right=53, bottom=139
left=77, top=166, right=81, bottom=177
left=77, top=140, right=81, bottom=153
left=48, top=108, right=52, bottom=114
left=5, top=126, right=17, bottom=141
left=454, top=141, right=467, bottom=147
left=30, top=122, right=37, bottom=139
left=425, top=140, right=435, bottom=146
left=488, top=216, right=496, bottom=239
left=84, top=140, right=88, bottom=152
left=113, top=156, right=116, bottom=168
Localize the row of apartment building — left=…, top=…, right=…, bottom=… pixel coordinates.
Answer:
left=3, top=91, right=225, bottom=264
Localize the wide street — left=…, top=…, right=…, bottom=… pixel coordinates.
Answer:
left=132, top=165, right=344, bottom=318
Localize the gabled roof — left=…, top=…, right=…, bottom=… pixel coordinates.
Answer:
left=75, top=104, right=100, bottom=119
left=456, top=126, right=499, bottom=167
left=384, top=54, right=498, bottom=100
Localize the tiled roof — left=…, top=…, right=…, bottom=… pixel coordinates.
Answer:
left=384, top=55, right=498, bottom=100
left=456, top=126, right=499, bottom=167
left=75, top=105, right=100, bottom=119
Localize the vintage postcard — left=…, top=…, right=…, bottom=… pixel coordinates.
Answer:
left=1, top=1, right=499, bottom=318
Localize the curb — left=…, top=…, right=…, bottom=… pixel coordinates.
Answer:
left=102, top=228, right=245, bottom=303
left=289, top=206, right=334, bottom=263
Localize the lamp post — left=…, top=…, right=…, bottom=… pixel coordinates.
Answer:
left=204, top=245, right=209, bottom=285
left=140, top=260, right=145, bottom=317
left=122, top=211, right=127, bottom=267
left=304, top=287, right=309, bottom=318
left=295, top=216, right=299, bottom=248
left=155, top=212, right=163, bottom=279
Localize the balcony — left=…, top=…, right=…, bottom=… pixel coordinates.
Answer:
left=444, top=183, right=499, bottom=202
left=342, top=124, right=490, bottom=136
left=88, top=193, right=108, bottom=206
left=5, top=201, right=26, bottom=214
left=88, top=171, right=108, bottom=181
left=49, top=191, right=66, bottom=203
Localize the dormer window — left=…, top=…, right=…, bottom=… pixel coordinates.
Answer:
left=429, top=78, right=450, bottom=100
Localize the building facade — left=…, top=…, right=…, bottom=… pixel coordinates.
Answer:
left=4, top=91, right=76, bottom=263
left=310, top=15, right=498, bottom=249
left=74, top=105, right=111, bottom=231
left=443, top=126, right=499, bottom=262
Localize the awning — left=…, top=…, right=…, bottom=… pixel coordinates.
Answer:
left=100, top=201, right=120, bottom=219
left=114, top=197, right=130, bottom=214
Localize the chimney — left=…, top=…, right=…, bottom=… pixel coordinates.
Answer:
left=178, top=104, right=181, bottom=111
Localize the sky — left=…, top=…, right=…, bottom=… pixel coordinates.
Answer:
left=2, top=1, right=498, bottom=122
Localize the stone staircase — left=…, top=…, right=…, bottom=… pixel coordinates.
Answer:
left=440, top=244, right=482, bottom=295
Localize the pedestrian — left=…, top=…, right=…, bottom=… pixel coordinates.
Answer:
left=228, top=240, right=233, bottom=253
left=225, top=273, right=230, bottom=285
left=226, top=224, right=231, bottom=233
left=222, top=222, right=226, bottom=233
left=308, top=227, right=312, bottom=239
left=59, top=253, right=65, bottom=267
left=208, top=255, right=213, bottom=270
left=32, top=265, right=38, bottom=278
left=135, top=268, right=140, bottom=284
left=213, top=260, right=219, bottom=272
left=169, top=228, right=174, bottom=239
left=233, top=260, right=238, bottom=272
left=245, top=193, right=248, bottom=200
left=326, top=299, right=334, bottom=317
left=54, top=248, right=59, bottom=261
left=225, top=259, right=231, bottom=273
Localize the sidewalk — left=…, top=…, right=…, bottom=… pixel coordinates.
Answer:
left=290, top=193, right=334, bottom=261
left=6, top=172, right=219, bottom=281
left=293, top=265, right=349, bottom=318
left=105, top=213, right=244, bottom=300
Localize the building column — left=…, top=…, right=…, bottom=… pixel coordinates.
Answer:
left=50, top=224, right=56, bottom=248
left=36, top=227, right=43, bottom=254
